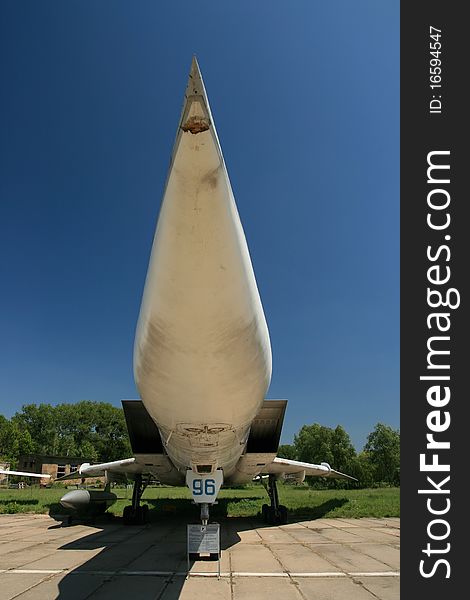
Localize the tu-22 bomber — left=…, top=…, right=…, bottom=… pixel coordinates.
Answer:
left=58, top=58, right=355, bottom=525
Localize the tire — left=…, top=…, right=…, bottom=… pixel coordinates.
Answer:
left=261, top=504, right=269, bottom=523
left=123, top=505, right=133, bottom=525
left=278, top=505, right=288, bottom=525
left=141, top=504, right=149, bottom=523
left=266, top=507, right=276, bottom=525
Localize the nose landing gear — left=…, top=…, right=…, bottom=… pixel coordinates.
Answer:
left=200, top=502, right=210, bottom=525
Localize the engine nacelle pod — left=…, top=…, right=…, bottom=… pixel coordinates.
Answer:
left=60, top=489, right=117, bottom=515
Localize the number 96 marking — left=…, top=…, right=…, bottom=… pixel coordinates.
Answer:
left=192, top=478, right=216, bottom=496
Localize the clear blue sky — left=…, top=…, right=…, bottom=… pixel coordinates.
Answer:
left=0, top=1, right=399, bottom=450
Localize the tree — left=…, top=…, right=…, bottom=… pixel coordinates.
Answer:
left=12, top=404, right=58, bottom=455
left=294, top=424, right=334, bottom=465
left=11, top=401, right=132, bottom=462
left=0, top=416, right=34, bottom=466
left=293, top=423, right=356, bottom=488
left=349, top=451, right=376, bottom=488
left=364, top=423, right=400, bottom=485
left=89, top=402, right=132, bottom=461
left=277, top=444, right=297, bottom=460
left=294, top=424, right=355, bottom=472
left=330, top=425, right=356, bottom=472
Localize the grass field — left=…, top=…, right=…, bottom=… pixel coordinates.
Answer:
left=0, top=484, right=399, bottom=519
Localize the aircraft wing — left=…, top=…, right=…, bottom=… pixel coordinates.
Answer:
left=262, top=457, right=357, bottom=481
left=54, top=456, right=183, bottom=485
left=54, top=458, right=144, bottom=481
left=0, top=469, right=50, bottom=479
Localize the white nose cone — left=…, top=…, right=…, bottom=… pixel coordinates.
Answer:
left=134, top=57, right=272, bottom=432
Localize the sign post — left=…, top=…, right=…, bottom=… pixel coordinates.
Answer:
left=187, top=523, right=220, bottom=578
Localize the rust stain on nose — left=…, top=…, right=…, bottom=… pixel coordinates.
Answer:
left=181, top=115, right=210, bottom=134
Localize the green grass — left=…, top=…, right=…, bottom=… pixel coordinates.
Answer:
left=0, top=484, right=399, bottom=519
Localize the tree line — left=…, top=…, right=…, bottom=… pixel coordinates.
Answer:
left=0, top=401, right=131, bottom=465
left=1, top=402, right=399, bottom=487
left=278, top=422, right=400, bottom=487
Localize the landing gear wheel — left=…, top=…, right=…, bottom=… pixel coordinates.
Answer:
left=123, top=475, right=150, bottom=525
left=123, top=505, right=148, bottom=525
left=261, top=475, right=289, bottom=525
left=141, top=504, right=149, bottom=523
left=123, top=505, right=133, bottom=525
left=262, top=503, right=269, bottom=523
left=266, top=507, right=277, bottom=524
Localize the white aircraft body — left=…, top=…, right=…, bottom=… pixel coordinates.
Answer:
left=59, top=58, right=354, bottom=524
left=133, top=56, right=272, bottom=482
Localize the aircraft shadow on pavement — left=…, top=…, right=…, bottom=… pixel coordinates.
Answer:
left=51, top=496, right=349, bottom=599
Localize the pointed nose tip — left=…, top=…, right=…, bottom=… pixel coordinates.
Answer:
left=60, top=490, right=90, bottom=510
left=181, top=57, right=211, bottom=135
left=190, top=55, right=201, bottom=77
left=186, top=55, right=207, bottom=98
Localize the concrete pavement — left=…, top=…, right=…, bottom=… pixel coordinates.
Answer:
left=0, top=514, right=399, bottom=599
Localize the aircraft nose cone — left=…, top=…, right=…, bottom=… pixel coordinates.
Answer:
left=60, top=490, right=90, bottom=510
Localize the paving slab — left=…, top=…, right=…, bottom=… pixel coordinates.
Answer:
left=317, top=528, right=366, bottom=543
left=307, top=518, right=346, bottom=528
left=269, top=543, right=340, bottom=572
left=230, top=543, right=281, bottom=573
left=356, top=576, right=400, bottom=600
left=311, top=543, right=393, bottom=572
left=349, top=518, right=393, bottom=528
left=373, top=526, right=400, bottom=537
left=13, top=529, right=80, bottom=543
left=0, top=543, right=58, bottom=569
left=345, top=527, right=400, bottom=543
left=256, top=527, right=298, bottom=544
left=86, top=574, right=170, bottom=599
left=72, top=542, right=153, bottom=570
left=293, top=576, right=378, bottom=599
left=379, top=519, right=400, bottom=527
left=168, top=576, right=231, bottom=600
left=331, top=518, right=361, bottom=528
left=11, top=573, right=107, bottom=600
left=21, top=547, right=104, bottom=570
left=299, top=520, right=334, bottom=529
left=222, top=524, right=261, bottom=545
left=233, top=576, right=300, bottom=600
left=0, top=572, right=54, bottom=600
left=284, top=528, right=333, bottom=544
left=348, top=543, right=400, bottom=570
left=126, top=543, right=186, bottom=571
left=188, top=551, right=230, bottom=574
left=0, top=539, right=44, bottom=554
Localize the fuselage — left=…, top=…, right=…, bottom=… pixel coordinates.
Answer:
left=133, top=59, right=271, bottom=479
